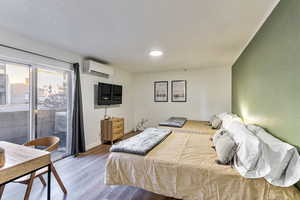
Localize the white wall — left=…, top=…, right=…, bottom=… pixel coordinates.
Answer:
left=81, top=69, right=134, bottom=149
left=133, top=67, right=231, bottom=127
left=0, top=28, right=134, bottom=150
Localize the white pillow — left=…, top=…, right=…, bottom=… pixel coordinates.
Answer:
left=212, top=129, right=226, bottom=146
left=222, top=113, right=243, bottom=130
left=209, top=115, right=216, bottom=126
left=216, top=112, right=228, bottom=121
left=211, top=117, right=222, bottom=129
left=215, top=134, right=237, bottom=165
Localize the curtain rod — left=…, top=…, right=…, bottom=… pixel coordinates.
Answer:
left=0, top=43, right=74, bottom=65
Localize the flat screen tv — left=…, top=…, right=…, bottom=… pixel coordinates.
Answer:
left=112, top=84, right=122, bottom=104
left=98, top=82, right=122, bottom=105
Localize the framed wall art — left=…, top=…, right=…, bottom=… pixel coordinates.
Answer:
left=154, top=81, right=168, bottom=102
left=171, top=80, right=187, bottom=102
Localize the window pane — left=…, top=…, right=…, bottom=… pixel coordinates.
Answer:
left=0, top=64, right=4, bottom=74
left=37, top=68, right=68, bottom=110
left=0, top=64, right=6, bottom=105
left=0, top=63, right=30, bottom=144
left=37, top=68, right=70, bottom=159
left=6, top=63, right=30, bottom=104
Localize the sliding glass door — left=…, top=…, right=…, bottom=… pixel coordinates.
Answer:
left=0, top=62, right=30, bottom=145
left=0, top=60, right=73, bottom=160
left=35, top=67, right=72, bottom=159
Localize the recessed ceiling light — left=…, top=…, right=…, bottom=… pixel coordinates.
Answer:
left=149, top=50, right=163, bottom=57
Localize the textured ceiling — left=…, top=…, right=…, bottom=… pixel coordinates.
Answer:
left=0, top=0, right=279, bottom=72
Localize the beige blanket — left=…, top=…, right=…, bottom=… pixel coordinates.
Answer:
left=158, top=120, right=216, bottom=135
left=105, top=133, right=300, bottom=200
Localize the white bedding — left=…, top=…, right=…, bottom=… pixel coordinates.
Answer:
left=219, top=113, right=300, bottom=187
left=227, top=121, right=270, bottom=178
left=247, top=124, right=300, bottom=187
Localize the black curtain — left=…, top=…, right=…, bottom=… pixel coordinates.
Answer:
left=71, top=63, right=86, bottom=155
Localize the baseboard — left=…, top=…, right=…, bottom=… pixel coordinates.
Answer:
left=86, top=141, right=100, bottom=151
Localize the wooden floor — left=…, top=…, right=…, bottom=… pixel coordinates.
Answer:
left=2, top=143, right=177, bottom=200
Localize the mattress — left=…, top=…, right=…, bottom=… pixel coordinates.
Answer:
left=159, top=120, right=216, bottom=135
left=105, top=133, right=300, bottom=200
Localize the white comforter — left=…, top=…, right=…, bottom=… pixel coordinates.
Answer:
left=246, top=124, right=300, bottom=187
left=218, top=113, right=300, bottom=187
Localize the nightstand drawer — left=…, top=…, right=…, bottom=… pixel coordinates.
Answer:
left=112, top=121, right=123, bottom=129
left=112, top=118, right=123, bottom=122
left=112, top=127, right=123, bottom=135
left=112, top=132, right=123, bottom=140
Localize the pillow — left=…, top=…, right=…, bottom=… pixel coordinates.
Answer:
left=211, top=116, right=222, bottom=129
left=216, top=112, right=228, bottom=121
left=212, top=129, right=226, bottom=146
left=221, top=113, right=243, bottom=130
left=215, top=134, right=237, bottom=165
left=208, top=115, right=216, bottom=126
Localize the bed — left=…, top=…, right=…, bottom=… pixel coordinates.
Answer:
left=158, top=120, right=216, bottom=135
left=105, top=132, right=300, bottom=200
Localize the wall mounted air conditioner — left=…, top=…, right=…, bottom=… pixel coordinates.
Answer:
left=83, top=60, right=114, bottom=77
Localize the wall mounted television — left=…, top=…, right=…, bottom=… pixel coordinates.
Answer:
left=98, top=82, right=122, bottom=105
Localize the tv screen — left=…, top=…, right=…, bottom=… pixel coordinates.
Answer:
left=112, top=84, right=122, bottom=104
left=98, top=83, right=112, bottom=105
left=98, top=82, right=122, bottom=105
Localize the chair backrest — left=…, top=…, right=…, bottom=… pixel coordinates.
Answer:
left=23, top=136, right=60, bottom=152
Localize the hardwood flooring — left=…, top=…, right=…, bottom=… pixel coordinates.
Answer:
left=2, top=143, right=178, bottom=200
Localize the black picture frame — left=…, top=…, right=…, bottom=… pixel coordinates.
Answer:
left=154, top=81, right=168, bottom=102
left=171, top=80, right=187, bottom=102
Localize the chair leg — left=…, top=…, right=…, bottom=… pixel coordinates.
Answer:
left=50, top=163, right=67, bottom=194
left=24, top=173, right=35, bottom=200
left=38, top=176, right=47, bottom=186
left=0, top=185, right=5, bottom=200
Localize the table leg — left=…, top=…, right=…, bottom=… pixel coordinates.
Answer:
left=47, top=164, right=51, bottom=200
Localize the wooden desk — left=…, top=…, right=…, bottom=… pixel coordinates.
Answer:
left=0, top=141, right=51, bottom=200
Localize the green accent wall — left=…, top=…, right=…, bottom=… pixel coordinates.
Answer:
left=232, top=0, right=300, bottom=189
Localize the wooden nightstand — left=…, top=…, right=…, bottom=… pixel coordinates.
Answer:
left=101, top=117, right=124, bottom=144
